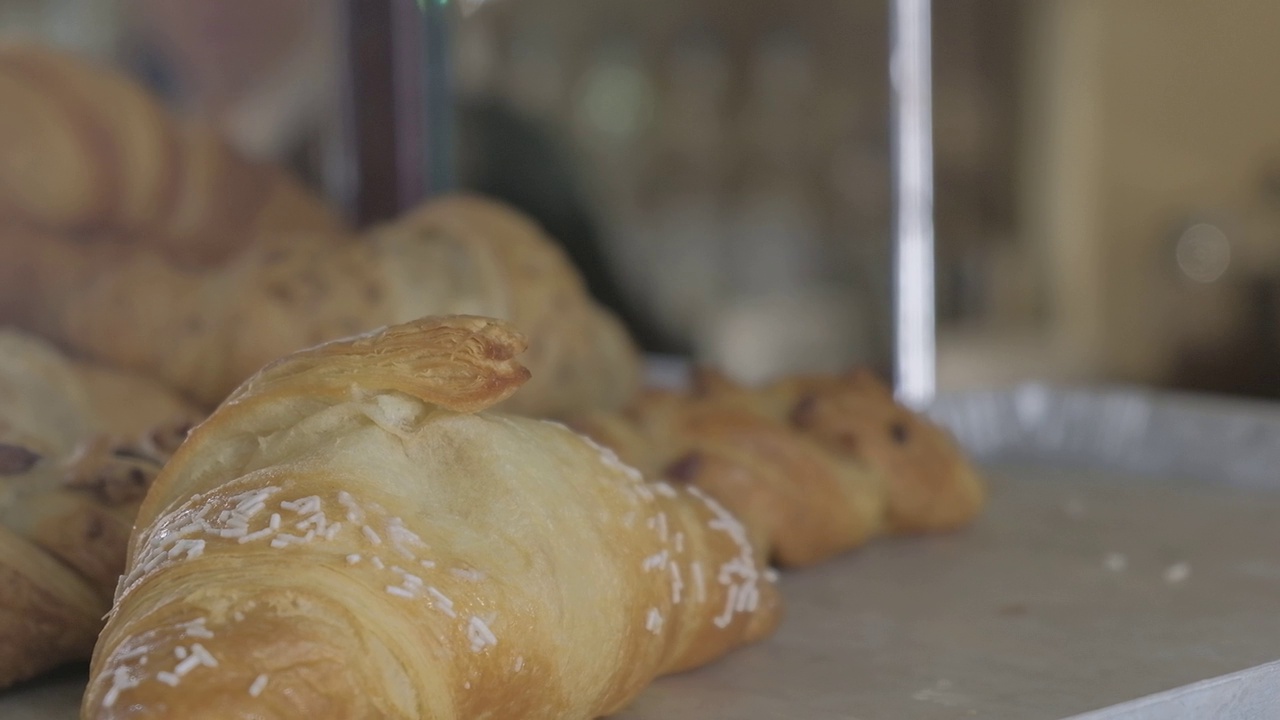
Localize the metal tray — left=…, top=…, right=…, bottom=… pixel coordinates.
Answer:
left=6, top=384, right=1280, bottom=719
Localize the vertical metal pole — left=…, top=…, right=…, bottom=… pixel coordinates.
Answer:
left=890, top=0, right=937, bottom=407
left=340, top=0, right=455, bottom=225
left=391, top=0, right=456, bottom=208
left=421, top=0, right=456, bottom=196
left=390, top=0, right=427, bottom=208
left=339, top=0, right=400, bottom=225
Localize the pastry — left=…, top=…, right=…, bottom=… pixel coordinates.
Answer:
left=84, top=316, right=777, bottom=718
left=0, top=195, right=642, bottom=418
left=0, top=42, right=346, bottom=267
left=568, top=367, right=986, bottom=567
left=0, top=329, right=199, bottom=689
left=0, top=44, right=641, bottom=419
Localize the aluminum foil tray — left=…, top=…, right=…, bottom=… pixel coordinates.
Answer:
left=929, top=383, right=1280, bottom=491
left=6, top=384, right=1280, bottom=719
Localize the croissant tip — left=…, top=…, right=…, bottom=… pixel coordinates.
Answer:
left=222, top=315, right=533, bottom=415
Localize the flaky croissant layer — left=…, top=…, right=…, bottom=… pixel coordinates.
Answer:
left=84, top=317, right=779, bottom=720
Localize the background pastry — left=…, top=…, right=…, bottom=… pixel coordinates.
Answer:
left=0, top=42, right=346, bottom=267
left=0, top=329, right=199, bottom=690
left=0, top=195, right=641, bottom=418
left=0, top=43, right=643, bottom=419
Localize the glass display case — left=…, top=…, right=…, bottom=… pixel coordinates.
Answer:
left=0, top=0, right=1045, bottom=395
left=424, top=0, right=1026, bottom=394
left=11, top=1, right=1280, bottom=400
left=8, top=3, right=1280, bottom=718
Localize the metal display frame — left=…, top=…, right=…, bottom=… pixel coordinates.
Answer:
left=341, top=0, right=942, bottom=405
left=889, top=0, right=937, bottom=409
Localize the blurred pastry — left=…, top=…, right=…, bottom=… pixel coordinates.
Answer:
left=0, top=41, right=346, bottom=267
left=0, top=195, right=642, bottom=418
left=0, top=328, right=199, bottom=689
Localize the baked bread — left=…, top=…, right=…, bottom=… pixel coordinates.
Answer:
left=0, top=195, right=642, bottom=418
left=84, top=316, right=778, bottom=719
left=0, top=41, right=346, bottom=266
left=0, top=43, right=641, bottom=419
left=0, top=329, right=199, bottom=689
left=568, top=367, right=986, bottom=567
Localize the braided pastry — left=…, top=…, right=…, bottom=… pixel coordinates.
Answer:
left=568, top=367, right=986, bottom=568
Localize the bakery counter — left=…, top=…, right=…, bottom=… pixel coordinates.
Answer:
left=8, top=385, right=1280, bottom=719
left=8, top=467, right=1280, bottom=718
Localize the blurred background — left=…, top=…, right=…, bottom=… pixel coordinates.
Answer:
left=5, top=0, right=1280, bottom=399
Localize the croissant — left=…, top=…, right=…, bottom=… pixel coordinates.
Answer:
left=567, top=367, right=985, bottom=568
left=0, top=195, right=641, bottom=417
left=0, top=329, right=200, bottom=689
left=0, top=42, right=346, bottom=266
left=84, top=316, right=782, bottom=719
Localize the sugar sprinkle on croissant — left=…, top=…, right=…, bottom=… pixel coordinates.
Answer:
left=85, top=315, right=782, bottom=719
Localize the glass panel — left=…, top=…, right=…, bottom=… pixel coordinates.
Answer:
left=455, top=0, right=903, bottom=382
left=21, top=2, right=1280, bottom=403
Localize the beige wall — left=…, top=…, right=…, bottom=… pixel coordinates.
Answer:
left=1023, top=0, right=1280, bottom=384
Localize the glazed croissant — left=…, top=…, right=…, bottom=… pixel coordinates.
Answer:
left=568, top=367, right=986, bottom=568
left=85, top=316, right=780, bottom=719
left=0, top=329, right=200, bottom=689
left=0, top=195, right=641, bottom=417
left=0, top=42, right=346, bottom=266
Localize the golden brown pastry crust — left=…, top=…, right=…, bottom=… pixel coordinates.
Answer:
left=0, top=44, right=640, bottom=419
left=0, top=524, right=106, bottom=688
left=0, top=195, right=641, bottom=418
left=0, top=329, right=199, bottom=689
left=760, top=368, right=986, bottom=534
left=85, top=317, right=777, bottom=719
left=0, top=42, right=346, bottom=266
left=568, top=367, right=986, bottom=568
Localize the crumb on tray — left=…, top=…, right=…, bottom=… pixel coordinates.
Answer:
left=1164, top=562, right=1191, bottom=584
left=1104, top=552, right=1127, bottom=573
